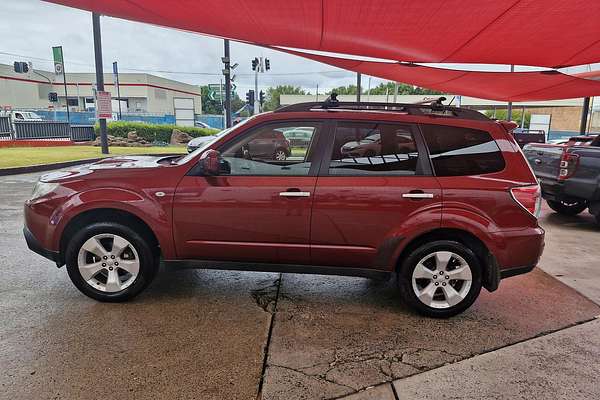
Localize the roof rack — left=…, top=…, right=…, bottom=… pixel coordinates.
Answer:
left=275, top=94, right=489, bottom=121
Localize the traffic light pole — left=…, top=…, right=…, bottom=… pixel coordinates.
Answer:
left=224, top=40, right=232, bottom=128
left=580, top=97, right=591, bottom=134
left=254, top=62, right=259, bottom=114
left=92, top=12, right=109, bottom=154
left=356, top=73, right=362, bottom=102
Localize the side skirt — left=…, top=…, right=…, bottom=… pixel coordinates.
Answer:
left=162, top=259, right=392, bottom=280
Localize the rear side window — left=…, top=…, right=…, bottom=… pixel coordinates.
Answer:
left=328, top=121, right=420, bottom=176
left=420, top=124, right=505, bottom=176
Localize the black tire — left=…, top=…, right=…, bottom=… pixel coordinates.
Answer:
left=65, top=221, right=159, bottom=302
left=398, top=240, right=482, bottom=318
left=364, top=149, right=376, bottom=158
left=546, top=199, right=588, bottom=216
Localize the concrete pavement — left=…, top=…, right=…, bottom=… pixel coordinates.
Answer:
left=1, top=170, right=599, bottom=400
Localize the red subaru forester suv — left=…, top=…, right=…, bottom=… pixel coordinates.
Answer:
left=24, top=98, right=544, bottom=318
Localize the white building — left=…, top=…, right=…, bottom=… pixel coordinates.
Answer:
left=0, top=63, right=202, bottom=123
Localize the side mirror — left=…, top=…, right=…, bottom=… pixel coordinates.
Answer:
left=198, top=149, right=221, bottom=176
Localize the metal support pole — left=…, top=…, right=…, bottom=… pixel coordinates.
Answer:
left=224, top=40, right=232, bottom=128
left=113, top=61, right=122, bottom=120
left=520, top=106, right=526, bottom=128
left=506, top=65, right=514, bottom=121
left=580, top=97, right=591, bottom=134
left=92, top=13, right=109, bottom=154
left=254, top=62, right=259, bottom=115
left=393, top=82, right=398, bottom=103
left=58, top=48, right=70, bottom=124
left=356, top=73, right=362, bottom=102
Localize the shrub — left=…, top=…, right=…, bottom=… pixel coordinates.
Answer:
left=94, top=121, right=218, bottom=142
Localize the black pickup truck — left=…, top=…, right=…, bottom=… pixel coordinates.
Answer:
left=523, top=135, right=600, bottom=225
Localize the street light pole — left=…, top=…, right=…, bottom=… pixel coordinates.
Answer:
left=507, top=64, right=514, bottom=121
left=254, top=58, right=259, bottom=115
left=356, top=72, right=362, bottom=102
left=113, top=61, right=122, bottom=120
left=92, top=13, right=109, bottom=154
left=580, top=97, right=591, bottom=134
left=223, top=39, right=232, bottom=128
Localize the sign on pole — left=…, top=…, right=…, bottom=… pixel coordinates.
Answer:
left=52, top=46, right=64, bottom=75
left=96, top=91, right=113, bottom=119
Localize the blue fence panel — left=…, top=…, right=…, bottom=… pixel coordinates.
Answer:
left=197, top=114, right=224, bottom=130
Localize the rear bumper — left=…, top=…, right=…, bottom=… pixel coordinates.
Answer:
left=492, top=226, right=545, bottom=274
left=23, top=226, right=61, bottom=265
left=539, top=178, right=566, bottom=202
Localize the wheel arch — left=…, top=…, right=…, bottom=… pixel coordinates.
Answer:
left=59, top=208, right=161, bottom=266
left=395, top=228, right=500, bottom=292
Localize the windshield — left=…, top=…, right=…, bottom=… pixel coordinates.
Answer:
left=176, top=117, right=255, bottom=165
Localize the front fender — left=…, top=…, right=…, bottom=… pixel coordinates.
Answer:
left=50, top=187, right=176, bottom=258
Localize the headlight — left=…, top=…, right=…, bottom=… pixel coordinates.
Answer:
left=31, top=182, right=59, bottom=200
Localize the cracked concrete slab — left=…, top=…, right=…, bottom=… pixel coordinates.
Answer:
left=261, top=269, right=600, bottom=399
left=392, top=318, right=600, bottom=400
left=0, top=172, right=274, bottom=400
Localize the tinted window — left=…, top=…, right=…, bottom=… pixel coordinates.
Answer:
left=219, top=122, right=319, bottom=176
left=328, top=122, right=419, bottom=176
left=421, top=124, right=505, bottom=176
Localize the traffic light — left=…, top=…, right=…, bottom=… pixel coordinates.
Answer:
left=48, top=92, right=58, bottom=102
left=259, top=90, right=265, bottom=106
left=246, top=90, right=255, bottom=106
left=13, top=61, right=29, bottom=74
left=251, top=57, right=259, bottom=71
left=264, top=58, right=270, bottom=71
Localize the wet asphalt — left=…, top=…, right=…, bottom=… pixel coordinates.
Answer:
left=0, top=171, right=598, bottom=400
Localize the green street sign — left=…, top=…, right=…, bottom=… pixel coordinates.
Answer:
left=207, top=83, right=235, bottom=101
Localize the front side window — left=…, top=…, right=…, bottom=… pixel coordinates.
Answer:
left=328, top=121, right=419, bottom=176
left=219, top=122, right=320, bottom=176
left=420, top=124, right=505, bottom=176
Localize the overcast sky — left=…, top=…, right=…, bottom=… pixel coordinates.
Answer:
left=0, top=0, right=387, bottom=95
left=1, top=0, right=597, bottom=98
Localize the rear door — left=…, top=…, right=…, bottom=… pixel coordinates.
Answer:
left=310, top=120, right=442, bottom=270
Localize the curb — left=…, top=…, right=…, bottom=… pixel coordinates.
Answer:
left=0, top=158, right=103, bottom=177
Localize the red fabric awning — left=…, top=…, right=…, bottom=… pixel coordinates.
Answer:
left=46, top=0, right=600, bottom=68
left=282, top=50, right=600, bottom=101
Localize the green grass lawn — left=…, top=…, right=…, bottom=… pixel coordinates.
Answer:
left=0, top=145, right=187, bottom=169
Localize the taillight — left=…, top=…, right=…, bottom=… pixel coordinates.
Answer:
left=510, top=184, right=542, bottom=218
left=558, top=151, right=579, bottom=181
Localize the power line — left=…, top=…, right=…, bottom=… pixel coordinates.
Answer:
left=0, top=50, right=350, bottom=77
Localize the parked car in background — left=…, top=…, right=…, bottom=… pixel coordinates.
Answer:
left=187, top=130, right=227, bottom=153
left=280, top=126, right=314, bottom=147
left=11, top=111, right=43, bottom=122
left=512, top=128, right=546, bottom=147
left=194, top=120, right=212, bottom=129
left=24, top=98, right=544, bottom=318
left=340, top=132, right=417, bottom=157
left=524, top=135, right=600, bottom=223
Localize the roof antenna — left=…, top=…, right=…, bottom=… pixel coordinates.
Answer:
left=323, top=92, right=339, bottom=109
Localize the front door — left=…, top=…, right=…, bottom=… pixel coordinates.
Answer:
left=310, top=120, right=442, bottom=269
left=173, top=121, right=323, bottom=265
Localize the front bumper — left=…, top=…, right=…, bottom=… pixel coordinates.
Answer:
left=23, top=226, right=61, bottom=265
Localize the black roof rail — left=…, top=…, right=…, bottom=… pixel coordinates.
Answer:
left=275, top=96, right=489, bottom=121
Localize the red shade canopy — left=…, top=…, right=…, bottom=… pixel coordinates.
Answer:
left=283, top=50, right=600, bottom=101
left=46, top=0, right=600, bottom=68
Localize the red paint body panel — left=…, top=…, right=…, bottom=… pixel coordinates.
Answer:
left=23, top=109, right=544, bottom=282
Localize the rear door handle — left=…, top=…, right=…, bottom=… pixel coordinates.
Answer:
left=402, top=192, right=434, bottom=199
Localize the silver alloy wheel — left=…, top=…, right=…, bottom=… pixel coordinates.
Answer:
left=77, top=233, right=140, bottom=293
left=411, top=251, right=473, bottom=309
left=274, top=150, right=287, bottom=161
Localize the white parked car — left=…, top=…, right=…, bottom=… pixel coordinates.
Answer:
left=11, top=111, right=43, bottom=122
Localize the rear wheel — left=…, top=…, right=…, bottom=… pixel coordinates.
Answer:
left=274, top=148, right=287, bottom=161
left=398, top=240, right=482, bottom=318
left=546, top=199, right=588, bottom=215
left=65, top=222, right=158, bottom=302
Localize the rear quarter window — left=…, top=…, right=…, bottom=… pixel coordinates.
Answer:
left=420, top=124, right=505, bottom=176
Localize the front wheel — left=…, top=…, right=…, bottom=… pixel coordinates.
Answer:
left=274, top=148, right=288, bottom=161
left=546, top=199, right=588, bottom=215
left=398, top=241, right=482, bottom=318
left=65, top=222, right=159, bottom=302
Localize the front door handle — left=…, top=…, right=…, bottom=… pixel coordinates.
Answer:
left=402, top=191, right=434, bottom=199
left=280, top=190, right=311, bottom=197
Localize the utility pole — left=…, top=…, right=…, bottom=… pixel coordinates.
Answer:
left=112, top=61, right=122, bottom=120
left=507, top=64, right=514, bottom=121
left=52, top=46, right=70, bottom=124
left=393, top=82, right=399, bottom=103
left=356, top=72, right=362, bottom=102
left=92, top=13, right=109, bottom=154
left=580, top=97, right=591, bottom=134
left=223, top=39, right=232, bottom=128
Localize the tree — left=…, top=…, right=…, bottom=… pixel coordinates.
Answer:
left=485, top=109, right=531, bottom=128
left=326, top=82, right=443, bottom=96
left=262, top=85, right=308, bottom=111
